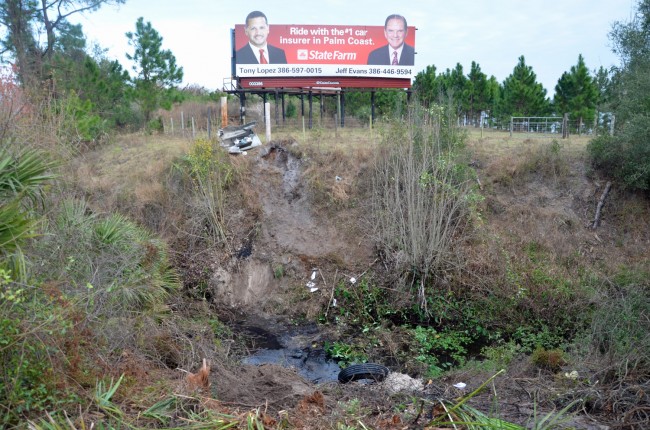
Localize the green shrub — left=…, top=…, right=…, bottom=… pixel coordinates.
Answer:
left=0, top=274, right=77, bottom=426
left=325, top=341, right=368, bottom=368
left=33, top=198, right=180, bottom=316
left=57, top=92, right=108, bottom=147
left=412, top=326, right=472, bottom=377
left=586, top=277, right=649, bottom=375
left=178, top=138, right=234, bottom=245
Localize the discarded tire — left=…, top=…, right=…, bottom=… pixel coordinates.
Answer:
left=338, top=363, right=390, bottom=383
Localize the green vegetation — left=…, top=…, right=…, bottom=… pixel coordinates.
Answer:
left=589, top=0, right=650, bottom=190
left=553, top=54, right=599, bottom=129
left=0, top=0, right=648, bottom=427
left=126, top=17, right=184, bottom=124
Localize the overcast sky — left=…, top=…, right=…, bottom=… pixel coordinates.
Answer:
left=69, top=0, right=637, bottom=96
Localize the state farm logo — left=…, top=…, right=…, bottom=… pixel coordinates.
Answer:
left=249, top=81, right=263, bottom=86
left=297, top=49, right=308, bottom=60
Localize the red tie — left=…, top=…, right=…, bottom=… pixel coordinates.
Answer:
left=260, top=49, right=268, bottom=64
left=392, top=51, right=398, bottom=65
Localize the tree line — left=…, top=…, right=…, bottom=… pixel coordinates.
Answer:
left=1, top=0, right=648, bottom=189
left=0, top=0, right=209, bottom=138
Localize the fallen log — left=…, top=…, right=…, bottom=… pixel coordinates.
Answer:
left=592, top=181, right=612, bottom=229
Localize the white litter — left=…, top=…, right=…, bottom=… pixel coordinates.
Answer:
left=306, top=281, right=316, bottom=289
left=332, top=298, right=337, bottom=307
left=309, top=287, right=319, bottom=293
left=350, top=277, right=356, bottom=284
left=311, top=270, right=317, bottom=280
left=453, top=382, right=467, bottom=389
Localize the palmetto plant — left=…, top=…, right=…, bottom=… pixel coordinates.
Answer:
left=0, top=148, right=56, bottom=280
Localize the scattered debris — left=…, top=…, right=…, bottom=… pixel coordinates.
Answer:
left=381, top=372, right=424, bottom=394
left=349, top=277, right=356, bottom=284
left=564, top=370, right=579, bottom=380
left=218, top=121, right=262, bottom=154
left=185, top=358, right=210, bottom=392
left=453, top=382, right=467, bottom=389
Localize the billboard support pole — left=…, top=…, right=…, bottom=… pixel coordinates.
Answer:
left=300, top=95, right=305, bottom=118
left=265, top=102, right=271, bottom=143
left=281, top=92, right=286, bottom=123
left=320, top=92, right=324, bottom=125
left=263, top=93, right=267, bottom=124
left=238, top=91, right=246, bottom=125
left=275, top=89, right=280, bottom=126
left=371, top=91, right=376, bottom=125
left=308, top=91, right=313, bottom=130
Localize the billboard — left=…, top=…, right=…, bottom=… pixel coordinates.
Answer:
left=232, top=18, right=416, bottom=88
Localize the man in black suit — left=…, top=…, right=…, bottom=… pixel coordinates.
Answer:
left=236, top=11, right=287, bottom=64
left=367, top=14, right=415, bottom=66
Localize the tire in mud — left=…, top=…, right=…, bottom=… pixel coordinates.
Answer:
left=338, top=363, right=390, bottom=383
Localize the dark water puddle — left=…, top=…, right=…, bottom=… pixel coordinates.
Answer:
left=235, top=316, right=341, bottom=384
left=243, top=347, right=341, bottom=384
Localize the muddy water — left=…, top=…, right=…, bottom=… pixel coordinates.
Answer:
left=237, top=316, right=341, bottom=384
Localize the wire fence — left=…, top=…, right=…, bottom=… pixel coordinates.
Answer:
left=157, top=102, right=613, bottom=141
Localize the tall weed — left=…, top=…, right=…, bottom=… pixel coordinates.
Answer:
left=371, top=103, right=477, bottom=314
left=179, top=138, right=234, bottom=246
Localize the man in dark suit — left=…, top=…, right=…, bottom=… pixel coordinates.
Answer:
left=367, top=14, right=415, bottom=66
left=236, top=11, right=287, bottom=64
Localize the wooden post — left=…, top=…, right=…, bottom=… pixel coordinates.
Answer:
left=509, top=117, right=513, bottom=137
left=220, top=96, right=227, bottom=128
left=170, top=117, right=174, bottom=134
left=562, top=113, right=569, bottom=139
left=191, top=117, right=195, bottom=138
left=181, top=111, right=185, bottom=136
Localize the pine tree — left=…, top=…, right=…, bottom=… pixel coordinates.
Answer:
left=413, top=64, right=440, bottom=105
left=553, top=54, right=599, bottom=129
left=464, top=61, right=491, bottom=125
left=499, top=55, right=549, bottom=120
left=126, top=17, right=184, bottom=123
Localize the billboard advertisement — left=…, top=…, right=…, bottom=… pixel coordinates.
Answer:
left=232, top=13, right=416, bottom=85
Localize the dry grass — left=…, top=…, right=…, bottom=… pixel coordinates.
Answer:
left=71, top=133, right=192, bottom=227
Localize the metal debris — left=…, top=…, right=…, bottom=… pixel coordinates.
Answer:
left=218, top=121, right=262, bottom=154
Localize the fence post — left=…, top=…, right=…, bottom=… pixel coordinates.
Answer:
left=191, top=117, right=195, bottom=138
left=170, top=117, right=174, bottom=135
left=334, top=113, right=338, bottom=138
left=562, top=113, right=569, bottom=139
left=181, top=111, right=185, bottom=136
left=509, top=117, right=513, bottom=137
left=207, top=107, right=212, bottom=138
left=610, top=115, right=615, bottom=136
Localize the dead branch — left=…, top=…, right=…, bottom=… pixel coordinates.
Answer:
left=592, top=181, right=612, bottom=229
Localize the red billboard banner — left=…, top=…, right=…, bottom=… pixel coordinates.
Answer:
left=239, top=77, right=411, bottom=89
left=233, top=23, right=417, bottom=82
